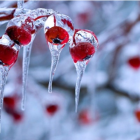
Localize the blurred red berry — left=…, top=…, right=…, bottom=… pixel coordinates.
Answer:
left=13, top=111, right=23, bottom=122
left=128, top=56, right=140, bottom=70
left=135, top=109, right=140, bottom=122
left=4, top=96, right=16, bottom=109
left=46, top=104, right=59, bottom=116
left=78, top=110, right=92, bottom=125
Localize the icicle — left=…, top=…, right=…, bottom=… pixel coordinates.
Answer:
left=48, top=44, right=61, bottom=93
left=74, top=61, right=86, bottom=112
left=21, top=39, right=34, bottom=110
left=0, top=65, right=9, bottom=132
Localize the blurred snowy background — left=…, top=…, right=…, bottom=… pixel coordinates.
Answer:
left=0, top=1, right=140, bottom=140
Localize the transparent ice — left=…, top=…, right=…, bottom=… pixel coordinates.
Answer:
left=6, top=15, right=35, bottom=110
left=21, top=36, right=35, bottom=110
left=69, top=29, right=98, bottom=112
left=17, top=0, right=24, bottom=13
left=0, top=65, right=8, bottom=133
left=44, top=13, right=74, bottom=93
left=6, top=8, right=55, bottom=110
left=21, top=9, right=55, bottom=110
left=0, top=35, right=19, bottom=132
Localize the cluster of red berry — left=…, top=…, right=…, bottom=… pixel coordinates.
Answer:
left=0, top=9, right=98, bottom=116
left=0, top=10, right=98, bottom=67
left=3, top=95, right=23, bottom=122
left=0, top=16, right=35, bottom=68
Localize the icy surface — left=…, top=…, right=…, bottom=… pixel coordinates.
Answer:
left=17, top=0, right=24, bottom=10
left=21, top=37, right=35, bottom=110
left=69, top=29, right=98, bottom=112
left=0, top=65, right=8, bottom=132
left=44, top=13, right=74, bottom=93
left=74, top=61, right=86, bottom=112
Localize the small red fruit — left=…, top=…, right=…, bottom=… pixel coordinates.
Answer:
left=70, top=42, right=95, bottom=63
left=45, top=26, right=69, bottom=45
left=46, top=104, right=59, bottom=116
left=128, top=56, right=140, bottom=70
left=135, top=109, right=140, bottom=122
left=13, top=111, right=23, bottom=122
left=4, top=96, right=16, bottom=109
left=6, top=25, right=32, bottom=46
left=78, top=110, right=92, bottom=125
left=0, top=44, right=18, bottom=66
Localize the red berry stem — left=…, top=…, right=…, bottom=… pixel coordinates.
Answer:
left=0, top=9, right=16, bottom=22
left=34, top=15, right=50, bottom=21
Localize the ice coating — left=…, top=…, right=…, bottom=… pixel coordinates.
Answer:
left=70, top=29, right=98, bottom=63
left=72, top=29, right=98, bottom=50
left=17, top=0, right=24, bottom=15
left=69, top=29, right=98, bottom=112
left=0, top=35, right=19, bottom=132
left=28, top=8, right=55, bottom=30
left=5, top=15, right=36, bottom=111
left=6, top=15, right=35, bottom=46
left=6, top=8, right=54, bottom=35
left=0, top=7, right=75, bottom=130
left=17, top=0, right=24, bottom=10
left=5, top=8, right=55, bottom=110
left=0, top=65, right=8, bottom=132
left=21, top=36, right=35, bottom=110
left=0, top=35, right=19, bottom=68
left=44, top=13, right=74, bottom=93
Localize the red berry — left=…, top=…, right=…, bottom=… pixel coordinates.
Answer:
left=46, top=104, right=59, bottom=116
left=0, top=44, right=18, bottom=66
left=70, top=42, right=95, bottom=63
left=6, top=25, right=32, bottom=46
left=4, top=96, right=16, bottom=109
left=13, top=111, right=23, bottom=122
left=128, top=56, right=140, bottom=70
left=45, top=26, right=69, bottom=45
left=78, top=110, right=92, bottom=125
left=135, top=109, right=140, bottom=122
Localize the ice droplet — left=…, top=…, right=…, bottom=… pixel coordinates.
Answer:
left=0, top=65, right=9, bottom=132
left=74, top=61, right=86, bottom=112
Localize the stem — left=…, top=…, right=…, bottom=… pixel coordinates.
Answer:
left=74, top=61, right=86, bottom=112
left=34, top=15, right=50, bottom=21
left=17, top=0, right=24, bottom=9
